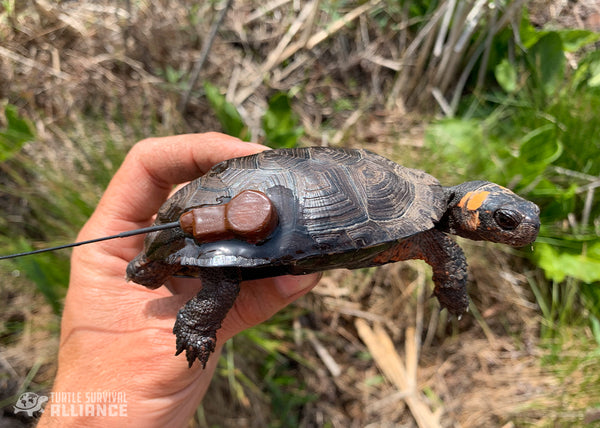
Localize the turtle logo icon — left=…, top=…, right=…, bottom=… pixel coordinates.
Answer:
left=14, top=392, right=48, bottom=417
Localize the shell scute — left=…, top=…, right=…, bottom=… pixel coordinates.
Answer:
left=138, top=147, right=447, bottom=274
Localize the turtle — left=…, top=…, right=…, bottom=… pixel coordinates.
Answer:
left=126, top=147, right=540, bottom=368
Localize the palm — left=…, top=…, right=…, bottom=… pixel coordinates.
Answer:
left=40, top=134, right=319, bottom=427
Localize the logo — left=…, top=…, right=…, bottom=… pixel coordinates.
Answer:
left=13, top=391, right=128, bottom=417
left=14, top=392, right=48, bottom=417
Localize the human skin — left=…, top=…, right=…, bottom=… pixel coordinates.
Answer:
left=37, top=133, right=320, bottom=427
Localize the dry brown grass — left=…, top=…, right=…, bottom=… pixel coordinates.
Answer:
left=0, top=1, right=597, bottom=427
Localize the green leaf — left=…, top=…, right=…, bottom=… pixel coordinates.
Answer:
left=203, top=82, right=250, bottom=140
left=535, top=243, right=600, bottom=283
left=585, top=55, right=600, bottom=88
left=495, top=59, right=517, bottom=93
left=512, top=127, right=562, bottom=186
left=527, top=32, right=566, bottom=96
left=518, top=125, right=562, bottom=166
left=557, top=29, right=600, bottom=53
left=262, top=92, right=303, bottom=148
left=589, top=63, right=600, bottom=87
left=164, top=65, right=183, bottom=84
left=519, top=10, right=543, bottom=48
left=0, top=105, right=35, bottom=162
left=590, top=315, right=600, bottom=346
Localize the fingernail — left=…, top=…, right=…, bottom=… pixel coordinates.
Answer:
left=274, top=273, right=321, bottom=299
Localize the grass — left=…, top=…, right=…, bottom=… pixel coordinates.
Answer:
left=1, top=0, right=599, bottom=426
left=0, top=119, right=143, bottom=310
left=419, top=13, right=600, bottom=423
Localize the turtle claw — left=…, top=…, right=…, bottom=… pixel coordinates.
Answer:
left=433, top=284, right=469, bottom=317
left=174, top=326, right=216, bottom=368
left=171, top=268, right=241, bottom=368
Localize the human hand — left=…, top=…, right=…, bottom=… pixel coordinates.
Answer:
left=38, top=133, right=320, bottom=427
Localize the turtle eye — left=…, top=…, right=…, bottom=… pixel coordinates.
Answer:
left=494, top=209, right=522, bottom=230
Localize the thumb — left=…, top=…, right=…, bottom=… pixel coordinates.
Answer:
left=273, top=273, right=322, bottom=300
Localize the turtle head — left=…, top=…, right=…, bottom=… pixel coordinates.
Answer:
left=441, top=181, right=540, bottom=247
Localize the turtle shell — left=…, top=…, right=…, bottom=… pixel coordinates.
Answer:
left=135, top=147, right=447, bottom=279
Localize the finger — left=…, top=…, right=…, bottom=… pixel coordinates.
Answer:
left=86, top=133, right=267, bottom=235
left=230, top=273, right=321, bottom=329
left=220, top=273, right=321, bottom=340
left=146, top=273, right=322, bottom=338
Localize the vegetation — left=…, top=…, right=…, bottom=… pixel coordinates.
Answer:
left=1, top=0, right=599, bottom=426
left=425, top=12, right=600, bottom=338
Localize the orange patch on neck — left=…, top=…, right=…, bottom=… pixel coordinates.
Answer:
left=466, top=210, right=480, bottom=230
left=457, top=190, right=491, bottom=211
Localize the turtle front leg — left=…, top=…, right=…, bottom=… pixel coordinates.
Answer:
left=173, top=268, right=241, bottom=368
left=372, top=229, right=469, bottom=316
left=126, top=254, right=181, bottom=289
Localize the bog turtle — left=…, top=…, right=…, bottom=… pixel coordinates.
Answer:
left=126, top=147, right=540, bottom=368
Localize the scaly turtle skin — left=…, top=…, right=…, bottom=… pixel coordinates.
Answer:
left=126, top=147, right=540, bottom=367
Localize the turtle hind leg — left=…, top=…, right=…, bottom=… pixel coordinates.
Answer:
left=173, top=268, right=241, bottom=368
